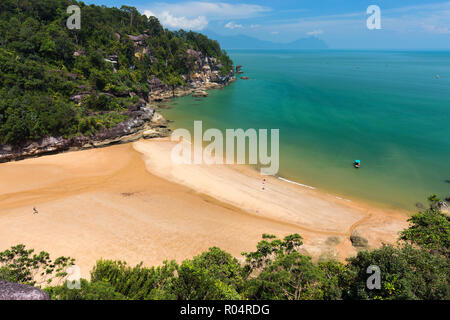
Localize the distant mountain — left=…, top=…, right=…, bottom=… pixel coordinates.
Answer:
left=204, top=31, right=329, bottom=50
left=283, top=37, right=329, bottom=50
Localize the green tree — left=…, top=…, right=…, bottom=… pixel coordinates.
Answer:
left=0, top=0, right=233, bottom=145
left=90, top=259, right=178, bottom=300
left=242, top=234, right=327, bottom=300
left=166, top=73, right=184, bottom=97
left=0, top=244, right=74, bottom=287
left=245, top=252, right=325, bottom=300
left=318, top=260, right=346, bottom=300
left=172, top=247, right=244, bottom=300
left=242, top=233, right=303, bottom=274
left=399, top=195, right=450, bottom=257
left=342, top=244, right=449, bottom=300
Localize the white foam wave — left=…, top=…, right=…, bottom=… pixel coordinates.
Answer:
left=277, top=177, right=316, bottom=189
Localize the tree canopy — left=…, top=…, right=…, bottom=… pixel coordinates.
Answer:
left=2, top=196, right=448, bottom=300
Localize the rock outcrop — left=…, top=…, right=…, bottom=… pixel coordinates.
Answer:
left=0, top=281, right=50, bottom=300
left=439, top=201, right=450, bottom=215
left=0, top=61, right=236, bottom=163
left=0, top=102, right=170, bottom=163
left=192, top=90, right=209, bottom=97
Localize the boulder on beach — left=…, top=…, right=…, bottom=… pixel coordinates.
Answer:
left=0, top=281, right=50, bottom=300
left=350, top=231, right=369, bottom=250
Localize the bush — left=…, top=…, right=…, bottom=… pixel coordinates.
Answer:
left=399, top=195, right=450, bottom=257
left=342, top=244, right=449, bottom=300
left=90, top=259, right=177, bottom=300
left=0, top=0, right=233, bottom=145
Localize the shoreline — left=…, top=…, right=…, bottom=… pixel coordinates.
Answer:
left=161, top=84, right=422, bottom=214
left=276, top=173, right=411, bottom=213
left=0, top=72, right=412, bottom=279
left=133, top=138, right=409, bottom=250
left=0, top=139, right=409, bottom=279
left=161, top=109, right=410, bottom=214
left=0, top=77, right=236, bottom=164
left=277, top=176, right=316, bottom=190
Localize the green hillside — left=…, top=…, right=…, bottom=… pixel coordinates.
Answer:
left=1, top=196, right=449, bottom=300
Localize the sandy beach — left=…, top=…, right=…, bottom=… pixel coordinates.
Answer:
left=0, top=139, right=408, bottom=279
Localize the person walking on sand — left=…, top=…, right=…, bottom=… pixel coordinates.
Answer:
left=33, top=207, right=38, bottom=215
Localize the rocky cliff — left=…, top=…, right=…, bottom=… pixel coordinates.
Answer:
left=0, top=102, right=169, bottom=163
left=148, top=48, right=236, bottom=102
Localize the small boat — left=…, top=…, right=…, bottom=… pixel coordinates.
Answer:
left=354, top=160, right=361, bottom=168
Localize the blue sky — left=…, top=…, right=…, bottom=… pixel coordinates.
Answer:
left=85, top=0, right=450, bottom=49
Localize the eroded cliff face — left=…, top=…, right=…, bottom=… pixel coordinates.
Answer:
left=0, top=40, right=236, bottom=163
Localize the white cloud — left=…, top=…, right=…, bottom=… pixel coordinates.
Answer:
left=141, top=1, right=270, bottom=31
left=307, top=29, right=324, bottom=36
left=145, top=2, right=270, bottom=19
left=144, top=10, right=208, bottom=30
left=250, top=24, right=260, bottom=29
left=260, top=1, right=450, bottom=37
left=225, top=21, right=243, bottom=29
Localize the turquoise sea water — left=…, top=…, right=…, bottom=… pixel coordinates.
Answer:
left=161, top=50, right=450, bottom=210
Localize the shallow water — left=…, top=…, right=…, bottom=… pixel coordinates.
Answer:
left=162, top=50, right=450, bottom=210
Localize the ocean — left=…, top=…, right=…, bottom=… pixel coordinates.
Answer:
left=161, top=50, right=450, bottom=210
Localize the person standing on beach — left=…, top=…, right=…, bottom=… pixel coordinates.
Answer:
left=33, top=207, right=38, bottom=215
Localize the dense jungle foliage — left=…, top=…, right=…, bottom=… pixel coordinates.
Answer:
left=0, top=0, right=233, bottom=145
